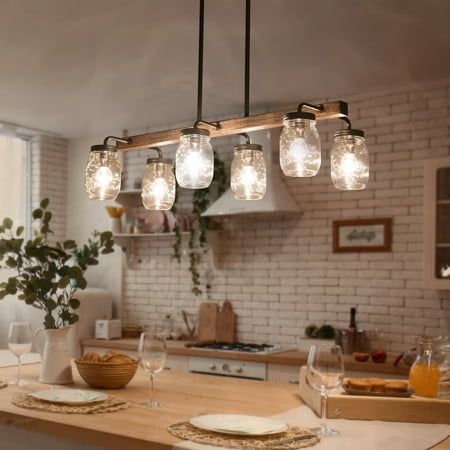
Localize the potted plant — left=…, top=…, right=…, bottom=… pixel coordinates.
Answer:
left=0, top=199, right=115, bottom=384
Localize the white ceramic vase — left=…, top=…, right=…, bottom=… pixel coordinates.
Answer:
left=35, top=326, right=73, bottom=384
left=110, top=217, right=122, bottom=234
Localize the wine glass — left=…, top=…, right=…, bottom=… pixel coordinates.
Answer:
left=8, top=322, right=33, bottom=387
left=306, top=344, right=344, bottom=437
left=138, top=331, right=167, bottom=408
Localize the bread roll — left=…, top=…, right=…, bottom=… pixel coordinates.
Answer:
left=384, top=381, right=408, bottom=393
left=347, top=378, right=372, bottom=391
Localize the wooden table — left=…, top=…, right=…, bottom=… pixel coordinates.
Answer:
left=0, top=362, right=300, bottom=450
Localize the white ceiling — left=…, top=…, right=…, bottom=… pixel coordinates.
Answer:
left=0, top=0, right=449, bottom=137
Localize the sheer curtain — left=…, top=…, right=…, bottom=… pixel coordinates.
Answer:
left=0, top=134, right=29, bottom=347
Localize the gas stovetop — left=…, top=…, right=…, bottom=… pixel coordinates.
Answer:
left=191, top=342, right=281, bottom=354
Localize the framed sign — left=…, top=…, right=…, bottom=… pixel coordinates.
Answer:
left=332, top=218, right=392, bottom=253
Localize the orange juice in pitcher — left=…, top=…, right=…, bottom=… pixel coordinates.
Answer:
left=408, top=337, right=441, bottom=398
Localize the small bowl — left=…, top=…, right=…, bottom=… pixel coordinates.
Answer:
left=75, top=360, right=138, bottom=389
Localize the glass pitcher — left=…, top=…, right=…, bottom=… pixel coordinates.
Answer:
left=408, top=337, right=441, bottom=398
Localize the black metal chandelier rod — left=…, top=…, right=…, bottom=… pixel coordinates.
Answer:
left=196, top=0, right=205, bottom=123
left=244, top=0, right=251, bottom=117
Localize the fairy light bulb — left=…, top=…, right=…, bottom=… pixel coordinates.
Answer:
left=331, top=129, right=369, bottom=190
left=141, top=157, right=176, bottom=210
left=84, top=147, right=122, bottom=200
left=175, top=128, right=214, bottom=189
left=231, top=143, right=266, bottom=200
left=280, top=112, right=321, bottom=177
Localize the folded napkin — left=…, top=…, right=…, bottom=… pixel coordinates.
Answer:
left=173, top=405, right=450, bottom=450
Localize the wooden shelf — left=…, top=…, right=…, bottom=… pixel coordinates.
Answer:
left=436, top=243, right=450, bottom=248
left=437, top=199, right=450, bottom=205
left=114, top=232, right=188, bottom=238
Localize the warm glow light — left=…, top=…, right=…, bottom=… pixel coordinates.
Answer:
left=84, top=149, right=122, bottom=200
left=331, top=131, right=369, bottom=191
left=279, top=116, right=321, bottom=177
left=231, top=145, right=266, bottom=200
left=175, top=129, right=214, bottom=189
left=94, top=166, right=113, bottom=199
left=142, top=159, right=176, bottom=210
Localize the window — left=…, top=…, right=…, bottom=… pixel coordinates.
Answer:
left=0, top=134, right=30, bottom=234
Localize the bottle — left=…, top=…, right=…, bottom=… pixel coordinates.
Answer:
left=349, top=307, right=356, bottom=330
left=408, top=337, right=441, bottom=398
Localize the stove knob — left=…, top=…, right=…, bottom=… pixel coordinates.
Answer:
left=209, top=364, right=217, bottom=370
left=235, top=367, right=243, bottom=374
left=222, top=363, right=230, bottom=372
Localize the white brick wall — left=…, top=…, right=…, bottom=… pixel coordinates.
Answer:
left=121, top=79, right=450, bottom=352
left=30, top=135, right=67, bottom=242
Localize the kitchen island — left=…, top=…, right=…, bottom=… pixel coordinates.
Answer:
left=0, top=362, right=449, bottom=450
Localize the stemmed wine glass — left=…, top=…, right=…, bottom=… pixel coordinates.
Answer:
left=138, top=331, right=167, bottom=408
left=306, top=344, right=344, bottom=437
left=8, top=322, right=33, bottom=387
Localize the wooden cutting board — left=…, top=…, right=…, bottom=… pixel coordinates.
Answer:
left=215, top=300, right=236, bottom=344
left=197, top=303, right=219, bottom=342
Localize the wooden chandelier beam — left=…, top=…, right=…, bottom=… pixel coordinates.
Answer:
left=117, top=100, right=348, bottom=152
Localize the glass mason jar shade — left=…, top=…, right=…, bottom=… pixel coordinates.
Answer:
left=84, top=148, right=122, bottom=200
left=279, top=113, right=321, bottom=177
left=331, top=130, right=369, bottom=190
left=175, top=128, right=214, bottom=189
left=231, top=144, right=266, bottom=200
left=141, top=158, right=176, bottom=210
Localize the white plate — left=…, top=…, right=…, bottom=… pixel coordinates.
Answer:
left=29, top=389, right=109, bottom=405
left=189, top=414, right=288, bottom=436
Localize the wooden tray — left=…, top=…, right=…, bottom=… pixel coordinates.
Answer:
left=298, top=367, right=450, bottom=424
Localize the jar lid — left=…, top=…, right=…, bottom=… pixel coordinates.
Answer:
left=334, top=129, right=365, bottom=138
left=146, top=157, right=173, bottom=166
left=283, top=111, right=316, bottom=122
left=180, top=127, right=210, bottom=137
left=233, top=143, right=263, bottom=152
left=90, top=144, right=118, bottom=152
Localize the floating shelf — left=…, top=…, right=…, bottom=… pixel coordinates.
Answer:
left=436, top=243, right=450, bottom=248
left=437, top=199, right=450, bottom=205
left=114, top=232, right=189, bottom=238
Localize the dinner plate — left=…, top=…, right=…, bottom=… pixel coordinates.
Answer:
left=189, top=414, right=288, bottom=436
left=29, top=389, right=109, bottom=405
left=342, top=384, right=414, bottom=398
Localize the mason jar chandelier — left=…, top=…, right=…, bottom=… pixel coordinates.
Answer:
left=85, top=0, right=369, bottom=209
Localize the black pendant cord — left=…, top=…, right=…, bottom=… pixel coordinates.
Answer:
left=196, top=0, right=205, bottom=123
left=244, top=0, right=251, bottom=117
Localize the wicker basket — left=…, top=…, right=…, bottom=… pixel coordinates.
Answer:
left=75, top=360, right=138, bottom=389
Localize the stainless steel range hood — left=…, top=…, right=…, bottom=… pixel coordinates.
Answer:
left=202, top=129, right=300, bottom=217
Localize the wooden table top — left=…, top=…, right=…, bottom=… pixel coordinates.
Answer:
left=81, top=338, right=410, bottom=375
left=0, top=363, right=300, bottom=450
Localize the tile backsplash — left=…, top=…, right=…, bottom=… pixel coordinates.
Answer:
left=121, top=79, right=450, bottom=352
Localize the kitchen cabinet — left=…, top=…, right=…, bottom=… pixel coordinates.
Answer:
left=424, top=157, right=450, bottom=289
left=112, top=190, right=219, bottom=267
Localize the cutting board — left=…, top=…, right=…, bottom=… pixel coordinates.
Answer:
left=298, top=367, right=450, bottom=424
left=215, top=300, right=236, bottom=344
left=197, top=303, right=219, bottom=342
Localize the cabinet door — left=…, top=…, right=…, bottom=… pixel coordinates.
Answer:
left=424, top=157, right=450, bottom=289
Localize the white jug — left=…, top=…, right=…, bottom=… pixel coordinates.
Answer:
left=35, top=326, right=73, bottom=384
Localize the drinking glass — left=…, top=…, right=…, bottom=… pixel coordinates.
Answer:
left=8, top=322, right=33, bottom=387
left=138, top=331, right=167, bottom=408
left=306, top=344, right=344, bottom=437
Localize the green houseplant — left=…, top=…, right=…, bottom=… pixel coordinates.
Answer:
left=0, top=198, right=115, bottom=329
left=0, top=198, right=115, bottom=384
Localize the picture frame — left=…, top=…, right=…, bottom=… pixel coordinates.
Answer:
left=332, top=218, right=392, bottom=253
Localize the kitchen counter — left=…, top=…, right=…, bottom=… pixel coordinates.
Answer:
left=81, top=337, right=410, bottom=376
left=0, top=362, right=299, bottom=450
left=0, top=362, right=448, bottom=450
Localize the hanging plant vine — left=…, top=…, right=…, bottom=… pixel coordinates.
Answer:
left=172, top=151, right=227, bottom=295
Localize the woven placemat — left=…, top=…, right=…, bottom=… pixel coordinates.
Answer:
left=168, top=421, right=319, bottom=450
left=12, top=394, right=129, bottom=414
